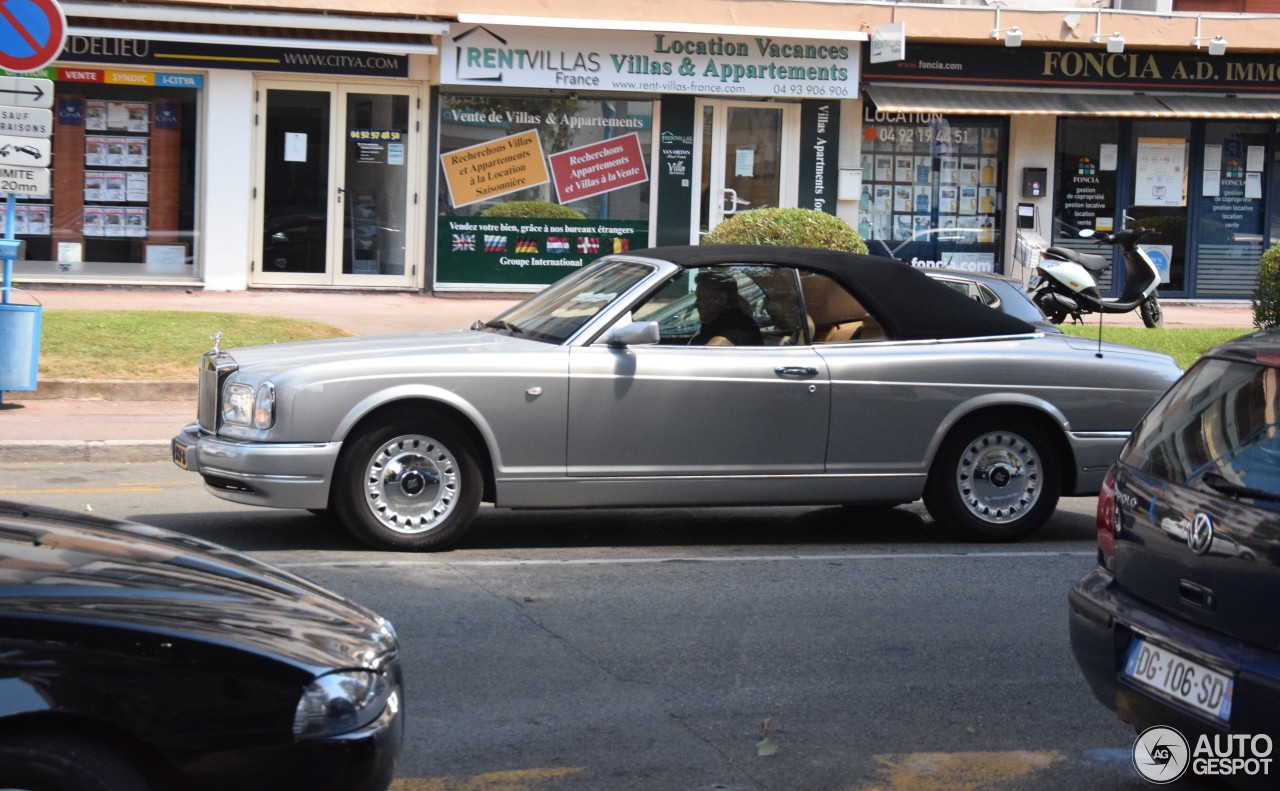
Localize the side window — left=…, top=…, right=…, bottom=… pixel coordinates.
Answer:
left=628, top=265, right=804, bottom=346
left=797, top=271, right=884, bottom=343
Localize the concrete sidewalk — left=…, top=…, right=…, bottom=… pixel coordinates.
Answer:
left=0, top=286, right=1256, bottom=464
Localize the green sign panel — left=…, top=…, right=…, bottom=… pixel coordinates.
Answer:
left=437, top=215, right=649, bottom=286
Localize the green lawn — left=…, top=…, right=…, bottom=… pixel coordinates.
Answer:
left=1057, top=324, right=1253, bottom=370
left=33, top=308, right=1256, bottom=381
left=38, top=310, right=351, bottom=380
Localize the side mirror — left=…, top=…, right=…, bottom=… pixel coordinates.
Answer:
left=605, top=321, right=660, bottom=348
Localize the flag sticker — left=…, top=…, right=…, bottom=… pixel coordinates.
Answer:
left=546, top=236, right=570, bottom=253
left=577, top=237, right=599, bottom=254
left=484, top=234, right=507, bottom=252
left=451, top=233, right=475, bottom=251
left=515, top=237, right=539, bottom=253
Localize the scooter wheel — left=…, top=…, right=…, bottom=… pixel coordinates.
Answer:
left=1140, top=296, right=1163, bottom=329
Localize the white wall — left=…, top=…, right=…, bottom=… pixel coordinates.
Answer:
left=199, top=70, right=255, bottom=290
left=1006, top=114, right=1057, bottom=282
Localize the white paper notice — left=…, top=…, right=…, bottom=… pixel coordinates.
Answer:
left=284, top=133, right=307, bottom=163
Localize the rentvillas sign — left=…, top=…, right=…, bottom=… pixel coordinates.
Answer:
left=442, top=24, right=859, bottom=99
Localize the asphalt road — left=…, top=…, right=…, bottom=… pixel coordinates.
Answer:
left=1, top=461, right=1189, bottom=791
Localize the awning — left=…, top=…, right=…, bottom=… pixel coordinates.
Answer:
left=864, top=84, right=1280, bottom=119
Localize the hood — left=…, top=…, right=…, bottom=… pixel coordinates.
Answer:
left=0, top=502, right=396, bottom=674
left=221, top=328, right=537, bottom=374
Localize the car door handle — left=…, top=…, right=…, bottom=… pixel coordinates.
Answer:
left=775, top=366, right=818, bottom=377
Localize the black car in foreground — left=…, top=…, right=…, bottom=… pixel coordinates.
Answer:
left=0, top=501, right=402, bottom=791
left=1069, top=330, right=1280, bottom=788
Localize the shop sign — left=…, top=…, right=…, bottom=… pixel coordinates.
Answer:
left=799, top=101, right=838, bottom=214
left=443, top=24, right=858, bottom=99
left=865, top=43, right=1280, bottom=94
left=548, top=132, right=647, bottom=204
left=440, top=129, right=551, bottom=208
left=57, top=35, right=407, bottom=78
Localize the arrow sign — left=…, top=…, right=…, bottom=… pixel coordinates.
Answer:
left=0, top=0, right=66, bottom=73
left=0, top=132, right=46, bottom=165
left=0, top=75, right=51, bottom=107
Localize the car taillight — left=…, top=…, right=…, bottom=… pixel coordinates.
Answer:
left=1096, top=467, right=1117, bottom=571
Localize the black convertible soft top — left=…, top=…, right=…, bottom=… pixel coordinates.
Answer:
left=628, top=244, right=1036, bottom=340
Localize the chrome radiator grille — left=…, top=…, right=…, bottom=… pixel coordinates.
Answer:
left=197, top=352, right=237, bottom=432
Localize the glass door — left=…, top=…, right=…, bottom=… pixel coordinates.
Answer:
left=254, top=81, right=418, bottom=287
left=692, top=100, right=798, bottom=241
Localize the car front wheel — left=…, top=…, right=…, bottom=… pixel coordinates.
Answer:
left=333, top=413, right=482, bottom=551
left=0, top=735, right=150, bottom=791
left=923, top=416, right=1061, bottom=542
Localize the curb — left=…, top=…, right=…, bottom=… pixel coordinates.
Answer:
left=17, top=380, right=194, bottom=401
left=0, top=440, right=172, bottom=464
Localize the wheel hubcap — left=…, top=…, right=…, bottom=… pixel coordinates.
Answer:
left=363, top=434, right=459, bottom=535
left=956, top=430, right=1042, bottom=524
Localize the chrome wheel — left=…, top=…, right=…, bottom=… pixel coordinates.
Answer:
left=362, top=433, right=461, bottom=535
left=925, top=415, right=1060, bottom=542
left=954, top=429, right=1043, bottom=524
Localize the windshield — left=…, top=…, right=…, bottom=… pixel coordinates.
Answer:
left=475, top=260, right=655, bottom=344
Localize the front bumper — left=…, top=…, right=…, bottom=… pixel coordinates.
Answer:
left=171, top=423, right=339, bottom=510
left=1068, top=567, right=1280, bottom=741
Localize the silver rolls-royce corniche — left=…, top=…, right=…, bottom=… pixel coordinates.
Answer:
left=172, top=245, right=1182, bottom=551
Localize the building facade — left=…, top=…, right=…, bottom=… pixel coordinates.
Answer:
left=8, top=1, right=1280, bottom=300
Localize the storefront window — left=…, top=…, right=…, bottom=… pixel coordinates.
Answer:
left=858, top=108, right=1005, bottom=273
left=1054, top=118, right=1121, bottom=291
left=1196, top=122, right=1269, bottom=296
left=13, top=76, right=199, bottom=279
left=435, top=93, right=653, bottom=288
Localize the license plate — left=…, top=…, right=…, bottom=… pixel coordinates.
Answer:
left=172, top=440, right=188, bottom=470
left=1027, top=274, right=1042, bottom=289
left=1124, top=637, right=1234, bottom=722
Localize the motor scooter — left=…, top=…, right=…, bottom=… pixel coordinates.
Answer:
left=1029, top=218, right=1163, bottom=328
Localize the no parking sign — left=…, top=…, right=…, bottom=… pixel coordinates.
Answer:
left=0, top=0, right=65, bottom=74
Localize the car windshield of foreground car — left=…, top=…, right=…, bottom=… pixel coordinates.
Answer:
left=1122, top=355, right=1280, bottom=509
left=475, top=260, right=655, bottom=343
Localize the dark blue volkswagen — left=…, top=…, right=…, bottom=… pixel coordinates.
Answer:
left=1069, top=330, right=1280, bottom=787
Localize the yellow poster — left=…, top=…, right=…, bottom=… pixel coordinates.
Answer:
left=440, top=129, right=550, bottom=208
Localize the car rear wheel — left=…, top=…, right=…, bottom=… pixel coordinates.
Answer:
left=333, top=413, right=482, bottom=551
left=0, top=735, right=150, bottom=791
left=923, top=416, right=1060, bottom=542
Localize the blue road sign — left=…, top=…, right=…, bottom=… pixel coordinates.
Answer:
left=0, top=0, right=66, bottom=73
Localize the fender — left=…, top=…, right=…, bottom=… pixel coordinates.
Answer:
left=924, top=391, right=1074, bottom=467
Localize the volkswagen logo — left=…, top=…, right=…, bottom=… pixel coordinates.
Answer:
left=1187, top=513, right=1214, bottom=555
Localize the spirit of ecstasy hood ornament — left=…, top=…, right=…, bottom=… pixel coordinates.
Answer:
left=209, top=331, right=223, bottom=354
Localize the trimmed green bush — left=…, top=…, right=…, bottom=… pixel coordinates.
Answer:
left=1253, top=241, right=1280, bottom=329
left=702, top=207, right=867, bottom=253
left=480, top=201, right=584, bottom=220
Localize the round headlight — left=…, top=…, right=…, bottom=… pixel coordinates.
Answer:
left=293, top=670, right=392, bottom=739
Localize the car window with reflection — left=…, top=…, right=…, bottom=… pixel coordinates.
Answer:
left=1124, top=358, right=1280, bottom=504
left=629, top=265, right=805, bottom=347
left=478, top=261, right=654, bottom=344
